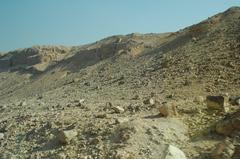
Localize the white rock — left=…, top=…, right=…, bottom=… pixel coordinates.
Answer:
left=57, top=129, right=78, bottom=144
left=149, top=98, right=155, bottom=106
left=165, top=145, right=187, bottom=159
left=143, top=98, right=155, bottom=106
left=79, top=99, right=85, bottom=104
left=116, top=117, right=129, bottom=124
left=113, top=106, right=125, bottom=113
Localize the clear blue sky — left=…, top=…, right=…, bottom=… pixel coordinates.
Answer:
left=0, top=0, right=239, bottom=52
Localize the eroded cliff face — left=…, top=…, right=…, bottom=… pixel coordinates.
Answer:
left=0, top=46, right=70, bottom=71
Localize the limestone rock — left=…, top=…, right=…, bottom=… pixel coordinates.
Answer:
left=164, top=145, right=187, bottom=159
left=57, top=129, right=78, bottom=145
left=206, top=96, right=224, bottom=111
left=211, top=139, right=235, bottom=159
left=159, top=103, right=178, bottom=117
left=116, top=117, right=129, bottom=124
left=113, top=106, right=125, bottom=113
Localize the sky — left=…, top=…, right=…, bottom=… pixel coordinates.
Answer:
left=0, top=0, right=240, bottom=52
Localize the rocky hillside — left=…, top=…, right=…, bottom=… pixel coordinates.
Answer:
left=0, top=7, right=240, bottom=159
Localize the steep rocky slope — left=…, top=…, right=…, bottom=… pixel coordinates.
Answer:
left=0, top=7, right=240, bottom=159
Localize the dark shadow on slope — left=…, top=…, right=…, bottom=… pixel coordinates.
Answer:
left=31, top=137, right=63, bottom=152
left=139, top=33, right=192, bottom=58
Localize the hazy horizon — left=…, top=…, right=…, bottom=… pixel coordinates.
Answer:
left=0, top=0, right=240, bottom=52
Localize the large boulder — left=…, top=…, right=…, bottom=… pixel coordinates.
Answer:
left=164, top=145, right=187, bottom=159
left=206, top=96, right=225, bottom=111
left=159, top=103, right=178, bottom=117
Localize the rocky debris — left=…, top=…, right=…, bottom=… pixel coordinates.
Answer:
left=215, top=110, right=240, bottom=136
left=233, top=146, right=240, bottom=158
left=56, top=153, right=67, bottom=159
left=118, top=81, right=125, bottom=85
left=89, top=136, right=102, bottom=145
left=110, top=118, right=188, bottom=158
left=18, top=101, right=27, bottom=107
left=113, top=106, right=125, bottom=113
left=95, top=85, right=101, bottom=90
left=159, top=103, right=178, bottom=117
left=143, top=98, right=155, bottom=106
left=216, top=119, right=234, bottom=136
left=73, top=99, right=85, bottom=107
left=106, top=102, right=113, bottom=107
left=113, top=122, right=136, bottom=143
left=0, top=104, right=7, bottom=111
left=67, top=99, right=86, bottom=108
left=115, top=117, right=129, bottom=124
left=211, top=139, right=235, bottom=159
left=132, top=94, right=140, bottom=100
left=127, top=104, right=141, bottom=113
left=231, top=117, right=240, bottom=130
left=73, top=78, right=80, bottom=83
left=206, top=96, right=225, bottom=111
left=113, top=150, right=134, bottom=159
left=229, top=96, right=240, bottom=106
left=0, top=133, right=4, bottom=140
left=84, top=82, right=91, bottom=86
left=164, top=144, right=187, bottom=159
left=1, top=7, right=240, bottom=159
left=1, top=152, right=17, bottom=159
left=95, top=113, right=108, bottom=118
left=57, top=129, right=78, bottom=145
left=193, top=96, right=205, bottom=104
